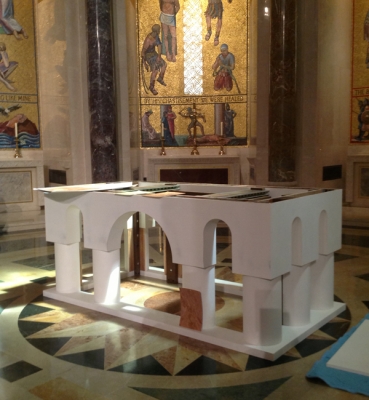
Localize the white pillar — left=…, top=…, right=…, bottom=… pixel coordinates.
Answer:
left=243, top=275, right=282, bottom=346
left=182, top=265, right=215, bottom=329
left=282, top=263, right=311, bottom=326
left=54, top=242, right=81, bottom=293
left=93, top=249, right=121, bottom=304
left=311, top=253, right=334, bottom=310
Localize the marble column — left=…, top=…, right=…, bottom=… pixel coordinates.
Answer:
left=268, top=0, right=296, bottom=182
left=86, top=0, right=117, bottom=183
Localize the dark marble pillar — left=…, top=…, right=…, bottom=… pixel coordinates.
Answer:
left=86, top=0, right=117, bottom=183
left=268, top=0, right=296, bottom=182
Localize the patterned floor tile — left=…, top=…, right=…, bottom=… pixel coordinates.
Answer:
left=334, top=253, right=358, bottom=262
left=18, top=320, right=55, bottom=337
left=16, top=287, right=352, bottom=377
left=27, top=337, right=72, bottom=356
left=356, top=273, right=369, bottom=282
left=0, top=360, right=42, bottom=382
left=57, top=348, right=105, bottom=370
left=294, top=339, right=336, bottom=358
left=245, top=355, right=300, bottom=371
left=1, top=224, right=368, bottom=399
left=131, top=376, right=291, bottom=400
left=29, top=377, right=109, bottom=400
left=0, top=296, right=20, bottom=314
left=19, top=303, right=55, bottom=319
left=110, top=355, right=171, bottom=375
left=175, top=355, right=242, bottom=375
left=318, top=321, right=351, bottom=340
left=342, top=234, right=369, bottom=247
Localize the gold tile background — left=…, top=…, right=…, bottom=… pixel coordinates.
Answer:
left=0, top=0, right=39, bottom=138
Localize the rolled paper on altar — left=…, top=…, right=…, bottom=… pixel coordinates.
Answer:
left=15, top=123, right=18, bottom=138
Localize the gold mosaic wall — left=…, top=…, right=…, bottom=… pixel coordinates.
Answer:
left=137, top=0, right=249, bottom=148
left=0, top=0, right=39, bottom=149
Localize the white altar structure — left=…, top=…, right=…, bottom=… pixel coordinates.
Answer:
left=40, top=182, right=345, bottom=360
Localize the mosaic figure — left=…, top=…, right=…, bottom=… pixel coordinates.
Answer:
left=162, top=110, right=178, bottom=145
left=0, top=102, right=20, bottom=116
left=179, top=106, right=206, bottom=137
left=224, top=103, right=236, bottom=137
left=204, top=0, right=232, bottom=46
left=356, top=98, right=369, bottom=141
left=159, top=0, right=180, bottom=62
left=212, top=43, right=238, bottom=92
left=0, top=42, right=18, bottom=91
left=166, top=105, right=176, bottom=139
left=0, top=0, right=28, bottom=40
left=365, top=9, right=369, bottom=68
left=141, top=24, right=167, bottom=96
left=141, top=110, right=158, bottom=140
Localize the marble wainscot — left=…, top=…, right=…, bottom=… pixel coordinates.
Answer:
left=0, top=160, right=45, bottom=232
left=38, top=182, right=345, bottom=360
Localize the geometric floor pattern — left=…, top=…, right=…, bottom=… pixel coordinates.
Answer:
left=131, top=377, right=292, bottom=400
left=0, top=222, right=368, bottom=399
left=18, top=293, right=351, bottom=376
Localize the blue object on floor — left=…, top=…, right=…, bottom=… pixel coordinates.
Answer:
left=306, top=313, right=369, bottom=396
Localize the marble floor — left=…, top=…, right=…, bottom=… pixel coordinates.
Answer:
left=0, top=222, right=368, bottom=399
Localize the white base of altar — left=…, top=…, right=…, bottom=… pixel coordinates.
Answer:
left=43, top=287, right=345, bottom=361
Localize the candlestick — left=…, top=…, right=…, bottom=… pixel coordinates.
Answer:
left=219, top=122, right=225, bottom=155
left=161, top=122, right=164, bottom=138
left=159, top=137, right=166, bottom=155
left=15, top=122, right=18, bottom=138
left=190, top=103, right=199, bottom=155
left=14, top=137, right=22, bottom=158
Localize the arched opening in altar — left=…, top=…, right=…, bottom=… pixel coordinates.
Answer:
left=147, top=215, right=165, bottom=274
left=202, top=218, right=244, bottom=333
left=215, top=220, right=241, bottom=284
left=140, top=213, right=178, bottom=284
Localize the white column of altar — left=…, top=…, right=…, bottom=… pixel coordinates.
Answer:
left=282, top=263, right=311, bottom=326
left=182, top=265, right=215, bottom=330
left=93, top=249, right=121, bottom=304
left=311, top=253, right=334, bottom=310
left=243, top=275, right=282, bottom=345
left=54, top=242, right=81, bottom=293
